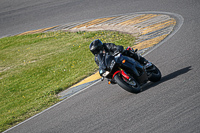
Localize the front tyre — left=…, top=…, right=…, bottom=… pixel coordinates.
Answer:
left=114, top=74, right=141, bottom=93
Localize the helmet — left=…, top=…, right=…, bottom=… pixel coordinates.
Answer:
left=89, top=39, right=103, bottom=55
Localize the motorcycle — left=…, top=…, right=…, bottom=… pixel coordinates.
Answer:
left=100, top=49, right=161, bottom=93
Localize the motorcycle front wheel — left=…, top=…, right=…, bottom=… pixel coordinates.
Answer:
left=114, top=74, right=141, bottom=93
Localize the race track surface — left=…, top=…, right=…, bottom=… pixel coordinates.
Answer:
left=1, top=0, right=200, bottom=132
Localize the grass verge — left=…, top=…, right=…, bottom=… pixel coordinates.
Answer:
left=0, top=30, right=136, bottom=132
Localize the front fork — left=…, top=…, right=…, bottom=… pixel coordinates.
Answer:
left=108, top=70, right=132, bottom=84
left=101, top=70, right=130, bottom=84
left=112, top=70, right=130, bottom=80
left=110, top=70, right=137, bottom=86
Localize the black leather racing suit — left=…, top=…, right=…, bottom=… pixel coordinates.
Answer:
left=95, top=43, right=148, bottom=76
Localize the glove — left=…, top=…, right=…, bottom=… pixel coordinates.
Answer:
left=118, top=46, right=124, bottom=53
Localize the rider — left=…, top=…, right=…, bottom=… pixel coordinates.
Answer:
left=89, top=39, right=151, bottom=76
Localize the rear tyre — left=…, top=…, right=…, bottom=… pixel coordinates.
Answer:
left=114, top=74, right=141, bottom=93
left=147, top=65, right=161, bottom=82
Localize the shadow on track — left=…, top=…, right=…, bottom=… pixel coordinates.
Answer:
left=141, top=66, right=192, bottom=92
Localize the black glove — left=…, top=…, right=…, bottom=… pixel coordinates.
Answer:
left=117, top=46, right=124, bottom=53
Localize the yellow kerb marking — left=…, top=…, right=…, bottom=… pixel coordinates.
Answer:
left=141, top=18, right=176, bottom=35
left=69, top=71, right=101, bottom=88
left=119, top=14, right=160, bottom=26
left=132, top=34, right=168, bottom=50
left=17, top=26, right=59, bottom=35
left=72, top=17, right=116, bottom=29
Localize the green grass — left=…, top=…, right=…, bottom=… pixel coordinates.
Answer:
left=0, top=30, right=136, bottom=132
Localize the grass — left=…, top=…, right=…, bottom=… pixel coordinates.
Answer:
left=0, top=30, right=136, bottom=132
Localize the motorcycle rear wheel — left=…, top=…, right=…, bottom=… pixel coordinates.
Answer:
left=147, top=64, right=161, bottom=82
left=114, top=74, right=141, bottom=93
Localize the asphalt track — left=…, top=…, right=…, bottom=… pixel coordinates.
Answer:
left=1, top=0, right=200, bottom=133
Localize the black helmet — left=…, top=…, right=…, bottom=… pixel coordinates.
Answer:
left=89, top=39, right=103, bottom=55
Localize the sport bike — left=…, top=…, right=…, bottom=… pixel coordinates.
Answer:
left=100, top=50, right=161, bottom=93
